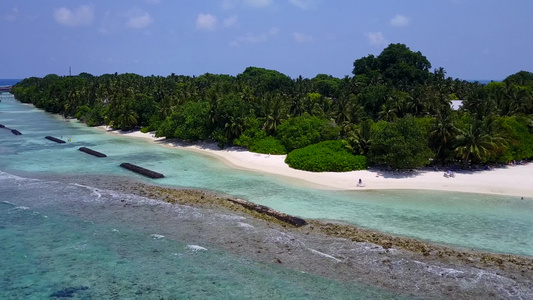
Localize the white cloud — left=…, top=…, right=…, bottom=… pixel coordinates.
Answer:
left=230, top=27, right=280, bottom=46
left=196, top=13, right=217, bottom=31
left=390, top=14, right=410, bottom=27
left=365, top=31, right=388, bottom=47
left=223, top=15, right=238, bottom=27
left=126, top=10, right=153, bottom=29
left=289, top=0, right=317, bottom=9
left=54, top=5, right=94, bottom=26
left=244, top=0, right=273, bottom=8
left=293, top=32, right=313, bottom=43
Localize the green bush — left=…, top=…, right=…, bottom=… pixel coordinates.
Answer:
left=140, top=126, right=152, bottom=133
left=156, top=101, right=212, bottom=140
left=233, top=117, right=266, bottom=148
left=285, top=140, right=366, bottom=172
left=369, top=117, right=433, bottom=169
left=277, top=115, right=339, bottom=151
left=249, top=136, right=286, bottom=154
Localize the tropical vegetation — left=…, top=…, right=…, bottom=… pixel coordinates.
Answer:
left=285, top=140, right=367, bottom=172
left=11, top=43, right=533, bottom=171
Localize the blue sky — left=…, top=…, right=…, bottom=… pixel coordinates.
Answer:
left=1, top=0, right=532, bottom=80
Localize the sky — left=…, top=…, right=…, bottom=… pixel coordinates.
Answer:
left=1, top=0, right=532, bottom=81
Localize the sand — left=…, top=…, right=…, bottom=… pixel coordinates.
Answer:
left=99, top=126, right=533, bottom=198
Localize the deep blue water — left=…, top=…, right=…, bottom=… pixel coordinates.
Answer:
left=0, top=79, right=21, bottom=86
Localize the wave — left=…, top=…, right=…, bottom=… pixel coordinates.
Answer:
left=307, top=248, right=341, bottom=262
left=72, top=183, right=102, bottom=201
left=13, top=206, right=30, bottom=210
left=237, top=222, right=254, bottom=228
left=187, top=245, right=207, bottom=252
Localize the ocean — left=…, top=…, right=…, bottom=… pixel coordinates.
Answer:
left=0, top=79, right=21, bottom=87
left=1, top=91, right=532, bottom=299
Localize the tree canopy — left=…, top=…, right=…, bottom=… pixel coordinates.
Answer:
left=353, top=43, right=432, bottom=90
left=11, top=45, right=533, bottom=171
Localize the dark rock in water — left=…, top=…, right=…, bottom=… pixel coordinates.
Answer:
left=45, top=136, right=66, bottom=143
left=50, top=286, right=89, bottom=298
left=79, top=147, right=107, bottom=157
left=11, top=129, right=22, bottom=135
left=227, top=198, right=307, bottom=227
left=0, top=124, right=5, bottom=128
left=120, top=162, right=165, bottom=179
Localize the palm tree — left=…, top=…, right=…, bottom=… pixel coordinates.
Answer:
left=429, top=108, right=456, bottom=163
left=455, top=120, right=505, bottom=166
left=224, top=117, right=244, bottom=142
left=346, top=119, right=373, bottom=155
left=407, top=88, right=427, bottom=117
left=261, top=94, right=287, bottom=134
left=332, top=94, right=352, bottom=125
left=289, top=94, right=305, bottom=117
left=378, top=101, right=398, bottom=122
left=116, top=105, right=138, bottom=130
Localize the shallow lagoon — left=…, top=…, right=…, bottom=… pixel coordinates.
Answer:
left=1, top=94, right=533, bottom=299
left=1, top=94, right=531, bottom=257
left=1, top=174, right=404, bottom=299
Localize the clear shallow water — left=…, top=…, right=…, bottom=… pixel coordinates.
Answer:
left=1, top=173, right=402, bottom=299
left=1, top=93, right=532, bottom=257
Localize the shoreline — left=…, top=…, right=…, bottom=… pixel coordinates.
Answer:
left=99, top=126, right=533, bottom=198
left=43, top=173, right=533, bottom=299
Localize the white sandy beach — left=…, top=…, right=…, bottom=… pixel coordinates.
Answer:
left=100, top=126, right=533, bottom=198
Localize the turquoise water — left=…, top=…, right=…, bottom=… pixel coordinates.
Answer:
left=1, top=173, right=401, bottom=299
left=1, top=93, right=532, bottom=257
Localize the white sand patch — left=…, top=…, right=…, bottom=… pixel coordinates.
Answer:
left=98, top=127, right=533, bottom=198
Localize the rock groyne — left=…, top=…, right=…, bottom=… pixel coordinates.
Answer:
left=79, top=147, right=107, bottom=158
left=45, top=136, right=66, bottom=143
left=120, top=163, right=165, bottom=179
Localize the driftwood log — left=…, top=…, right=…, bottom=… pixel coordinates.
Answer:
left=45, top=136, right=65, bottom=143
left=226, top=198, right=307, bottom=227
left=11, top=129, right=22, bottom=135
left=79, top=147, right=107, bottom=158
left=120, top=163, right=165, bottom=179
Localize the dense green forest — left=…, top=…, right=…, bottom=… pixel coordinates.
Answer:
left=11, top=44, right=533, bottom=171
